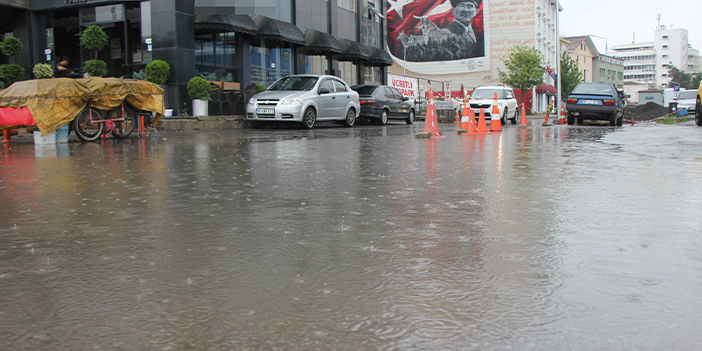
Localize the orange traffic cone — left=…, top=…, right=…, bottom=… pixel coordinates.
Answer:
left=489, top=93, right=502, bottom=132
left=559, top=104, right=566, bottom=124
left=423, top=88, right=442, bottom=138
left=518, top=103, right=528, bottom=128
left=477, top=108, right=488, bottom=133
left=454, top=108, right=460, bottom=123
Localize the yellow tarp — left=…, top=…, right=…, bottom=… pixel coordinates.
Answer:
left=0, top=77, right=164, bottom=135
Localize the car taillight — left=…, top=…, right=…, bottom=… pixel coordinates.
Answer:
left=360, top=99, right=376, bottom=105
left=603, top=99, right=615, bottom=106
left=567, top=98, right=578, bottom=104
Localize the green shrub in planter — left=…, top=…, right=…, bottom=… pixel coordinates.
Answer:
left=187, top=77, right=211, bottom=100
left=145, top=60, right=170, bottom=85
left=78, top=25, right=109, bottom=60
left=82, top=59, right=107, bottom=77
left=0, top=64, right=25, bottom=84
left=33, top=63, right=54, bottom=79
left=0, top=36, right=22, bottom=56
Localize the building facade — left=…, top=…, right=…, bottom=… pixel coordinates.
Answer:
left=385, top=0, right=561, bottom=113
left=562, top=36, right=597, bottom=83
left=593, top=54, right=623, bottom=89
left=611, top=25, right=701, bottom=89
left=0, top=0, right=391, bottom=116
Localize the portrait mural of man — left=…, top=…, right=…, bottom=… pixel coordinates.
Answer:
left=387, top=0, right=487, bottom=72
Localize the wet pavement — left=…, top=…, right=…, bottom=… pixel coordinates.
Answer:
left=1, top=120, right=701, bottom=350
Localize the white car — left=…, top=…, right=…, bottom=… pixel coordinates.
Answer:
left=246, top=75, right=360, bottom=129
left=673, top=90, right=697, bottom=115
left=469, top=85, right=519, bottom=124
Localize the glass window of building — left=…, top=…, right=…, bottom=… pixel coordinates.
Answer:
left=250, top=42, right=294, bottom=87
left=361, top=0, right=382, bottom=47
left=296, top=0, right=329, bottom=33
left=303, top=55, right=328, bottom=75
left=339, top=61, right=357, bottom=86
left=195, top=31, right=238, bottom=79
left=338, top=0, right=356, bottom=12
left=364, top=66, right=381, bottom=84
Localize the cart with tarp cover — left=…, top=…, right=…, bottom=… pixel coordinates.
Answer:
left=0, top=77, right=164, bottom=142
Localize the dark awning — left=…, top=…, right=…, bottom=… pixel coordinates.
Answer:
left=251, top=15, right=305, bottom=45
left=337, top=39, right=369, bottom=61
left=194, top=14, right=257, bottom=35
left=304, top=29, right=341, bottom=55
left=364, top=45, right=393, bottom=66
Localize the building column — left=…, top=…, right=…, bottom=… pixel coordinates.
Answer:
left=151, top=0, right=195, bottom=116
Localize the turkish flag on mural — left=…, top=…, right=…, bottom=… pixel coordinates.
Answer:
left=387, top=0, right=484, bottom=59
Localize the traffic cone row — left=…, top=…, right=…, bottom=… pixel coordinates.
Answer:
left=518, top=103, right=528, bottom=128
left=559, top=104, right=566, bottom=124
left=416, top=88, right=442, bottom=138
left=489, top=93, right=502, bottom=132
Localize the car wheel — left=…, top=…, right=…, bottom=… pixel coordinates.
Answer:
left=577, top=116, right=584, bottom=125
left=301, top=107, right=316, bottom=129
left=696, top=97, right=702, bottom=126
left=501, top=108, right=508, bottom=125
left=510, top=109, right=517, bottom=124
left=609, top=113, right=617, bottom=126
left=343, top=108, right=356, bottom=127
left=567, top=113, right=575, bottom=125
left=379, top=109, right=388, bottom=125
left=406, top=110, right=415, bottom=125
left=616, top=115, right=623, bottom=127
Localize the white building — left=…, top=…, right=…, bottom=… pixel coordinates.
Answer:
left=610, top=25, right=701, bottom=89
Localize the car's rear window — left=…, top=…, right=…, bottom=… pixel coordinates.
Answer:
left=471, top=88, right=505, bottom=99
left=353, top=86, right=378, bottom=95
left=268, top=76, right=318, bottom=91
left=571, top=83, right=615, bottom=96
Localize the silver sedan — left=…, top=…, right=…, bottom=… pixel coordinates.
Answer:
left=246, top=75, right=360, bottom=129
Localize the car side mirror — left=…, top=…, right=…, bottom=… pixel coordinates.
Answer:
left=318, top=87, right=331, bottom=94
left=403, top=96, right=409, bottom=101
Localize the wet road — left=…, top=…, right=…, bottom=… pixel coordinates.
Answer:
left=1, top=120, right=701, bottom=350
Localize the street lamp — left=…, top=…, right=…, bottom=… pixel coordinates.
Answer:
left=589, top=34, right=608, bottom=54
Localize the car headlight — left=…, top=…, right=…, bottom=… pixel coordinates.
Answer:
left=248, top=97, right=256, bottom=104
left=283, top=97, right=303, bottom=105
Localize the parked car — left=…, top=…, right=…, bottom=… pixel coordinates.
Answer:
left=469, top=85, right=519, bottom=124
left=696, top=84, right=702, bottom=126
left=351, top=85, right=415, bottom=125
left=246, top=75, right=360, bottom=129
left=566, top=82, right=625, bottom=126
left=673, top=90, right=697, bottom=115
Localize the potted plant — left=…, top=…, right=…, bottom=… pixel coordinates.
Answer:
left=187, top=76, right=211, bottom=117
left=145, top=60, right=171, bottom=110
left=78, top=25, right=109, bottom=77
left=0, top=36, right=25, bottom=88
left=33, top=63, right=54, bottom=79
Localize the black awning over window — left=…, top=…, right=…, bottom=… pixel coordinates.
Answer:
left=364, top=45, right=393, bottom=66
left=194, top=15, right=257, bottom=35
left=337, top=39, right=369, bottom=61
left=304, top=29, right=341, bottom=55
left=251, top=15, right=305, bottom=45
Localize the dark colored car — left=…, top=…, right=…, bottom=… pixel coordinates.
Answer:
left=351, top=85, right=415, bottom=125
left=566, top=83, right=625, bottom=126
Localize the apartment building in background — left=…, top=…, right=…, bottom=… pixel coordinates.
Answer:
left=610, top=25, right=701, bottom=89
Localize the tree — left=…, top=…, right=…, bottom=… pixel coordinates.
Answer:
left=497, top=44, right=546, bottom=106
left=0, top=36, right=25, bottom=87
left=560, top=50, right=583, bottom=99
left=667, top=63, right=696, bottom=89
left=77, top=25, right=109, bottom=77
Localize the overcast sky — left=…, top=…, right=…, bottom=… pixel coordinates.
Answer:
left=558, top=0, right=702, bottom=54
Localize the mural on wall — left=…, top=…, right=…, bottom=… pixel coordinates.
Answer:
left=387, top=0, right=490, bottom=74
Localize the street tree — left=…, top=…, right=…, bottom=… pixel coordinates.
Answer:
left=497, top=44, right=546, bottom=107
left=667, top=63, right=697, bottom=89
left=77, top=25, right=109, bottom=77
left=560, top=50, right=582, bottom=99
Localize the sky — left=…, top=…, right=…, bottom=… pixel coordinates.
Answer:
left=558, top=0, right=702, bottom=54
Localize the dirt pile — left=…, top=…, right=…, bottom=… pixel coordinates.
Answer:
left=633, top=102, right=669, bottom=121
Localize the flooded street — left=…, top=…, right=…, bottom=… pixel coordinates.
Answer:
left=1, top=121, right=701, bottom=350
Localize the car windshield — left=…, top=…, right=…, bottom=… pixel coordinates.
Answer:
left=571, top=83, right=615, bottom=96
left=353, top=86, right=378, bottom=95
left=267, top=77, right=318, bottom=91
left=471, top=88, right=504, bottom=99
left=677, top=91, right=697, bottom=100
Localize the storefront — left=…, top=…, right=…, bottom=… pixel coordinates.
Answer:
left=3, top=0, right=392, bottom=116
